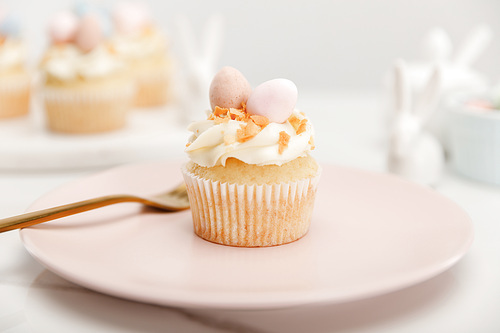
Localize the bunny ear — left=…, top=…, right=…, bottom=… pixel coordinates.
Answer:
left=201, top=13, right=224, bottom=68
left=422, top=27, right=452, bottom=63
left=453, top=25, right=492, bottom=67
left=413, top=65, right=441, bottom=124
left=393, top=59, right=411, bottom=115
left=174, top=15, right=198, bottom=66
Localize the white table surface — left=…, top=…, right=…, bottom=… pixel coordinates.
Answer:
left=1, top=91, right=499, bottom=333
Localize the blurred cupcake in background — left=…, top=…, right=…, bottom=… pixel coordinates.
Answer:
left=0, top=8, right=31, bottom=119
left=111, top=2, right=172, bottom=108
left=40, top=5, right=133, bottom=134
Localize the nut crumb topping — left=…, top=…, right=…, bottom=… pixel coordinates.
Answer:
left=308, top=136, right=315, bottom=150
left=213, top=106, right=227, bottom=117
left=297, top=122, right=307, bottom=135
left=208, top=105, right=313, bottom=150
left=250, top=115, right=270, bottom=128
left=214, top=116, right=230, bottom=124
left=288, top=114, right=300, bottom=129
left=236, top=120, right=261, bottom=142
left=288, top=114, right=308, bottom=135
left=229, top=109, right=246, bottom=120
left=278, top=131, right=291, bottom=154
left=210, top=103, right=272, bottom=143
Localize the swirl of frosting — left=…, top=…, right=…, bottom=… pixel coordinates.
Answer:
left=185, top=110, right=315, bottom=167
left=111, top=28, right=166, bottom=60
left=41, top=44, right=124, bottom=81
left=0, top=39, right=26, bottom=71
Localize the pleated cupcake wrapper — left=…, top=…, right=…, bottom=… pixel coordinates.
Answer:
left=136, top=68, right=170, bottom=83
left=43, top=84, right=135, bottom=133
left=134, top=70, right=170, bottom=107
left=182, top=165, right=321, bottom=247
left=0, top=76, right=31, bottom=118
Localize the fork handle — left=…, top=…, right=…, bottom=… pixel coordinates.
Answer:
left=0, top=195, right=138, bottom=233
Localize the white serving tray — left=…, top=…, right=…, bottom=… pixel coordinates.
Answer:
left=0, top=105, right=189, bottom=171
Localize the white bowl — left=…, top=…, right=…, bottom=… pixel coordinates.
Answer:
left=446, top=94, right=500, bottom=185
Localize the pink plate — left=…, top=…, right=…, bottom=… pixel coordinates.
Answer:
left=20, top=162, right=473, bottom=309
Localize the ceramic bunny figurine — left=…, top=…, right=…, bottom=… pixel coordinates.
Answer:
left=174, top=14, right=224, bottom=124
left=448, top=25, right=492, bottom=69
left=421, top=25, right=491, bottom=91
left=393, top=26, right=492, bottom=147
left=387, top=60, right=444, bottom=186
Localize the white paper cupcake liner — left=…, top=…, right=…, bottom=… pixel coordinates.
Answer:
left=43, top=83, right=135, bottom=133
left=136, top=68, right=169, bottom=82
left=0, top=75, right=31, bottom=118
left=182, top=164, right=321, bottom=247
left=134, top=70, right=170, bottom=107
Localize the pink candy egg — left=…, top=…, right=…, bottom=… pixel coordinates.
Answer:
left=75, top=14, right=103, bottom=52
left=0, top=7, right=6, bottom=24
left=246, top=79, right=297, bottom=123
left=49, top=11, right=79, bottom=43
left=113, top=2, right=150, bottom=35
left=209, top=66, right=252, bottom=110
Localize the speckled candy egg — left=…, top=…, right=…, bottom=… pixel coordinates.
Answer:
left=246, top=79, right=298, bottom=123
left=209, top=67, right=252, bottom=110
left=75, top=14, right=103, bottom=52
left=48, top=11, right=79, bottom=44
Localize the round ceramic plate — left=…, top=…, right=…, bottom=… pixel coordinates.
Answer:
left=20, top=162, right=473, bottom=310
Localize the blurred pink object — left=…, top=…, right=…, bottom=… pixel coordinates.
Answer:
left=246, top=79, right=297, bottom=123
left=465, top=99, right=494, bottom=110
left=48, top=10, right=79, bottom=43
left=75, top=14, right=103, bottom=52
left=0, top=6, right=6, bottom=24
left=113, top=1, right=151, bottom=36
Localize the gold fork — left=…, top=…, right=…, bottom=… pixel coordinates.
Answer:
left=0, top=183, right=189, bottom=233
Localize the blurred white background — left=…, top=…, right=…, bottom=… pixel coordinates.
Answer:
left=3, top=0, right=500, bottom=90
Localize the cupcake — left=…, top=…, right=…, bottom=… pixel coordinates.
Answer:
left=0, top=10, right=30, bottom=119
left=111, top=2, right=172, bottom=107
left=40, top=9, right=133, bottom=134
left=182, top=67, right=320, bottom=247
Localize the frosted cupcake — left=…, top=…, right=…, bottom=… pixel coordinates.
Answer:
left=0, top=10, right=30, bottom=119
left=111, top=2, right=172, bottom=107
left=40, top=10, right=133, bottom=134
left=182, top=67, right=320, bottom=247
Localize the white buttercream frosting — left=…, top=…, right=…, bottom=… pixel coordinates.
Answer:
left=0, top=39, right=26, bottom=71
left=111, top=29, right=165, bottom=60
left=185, top=110, right=315, bottom=167
left=42, top=44, right=124, bottom=81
